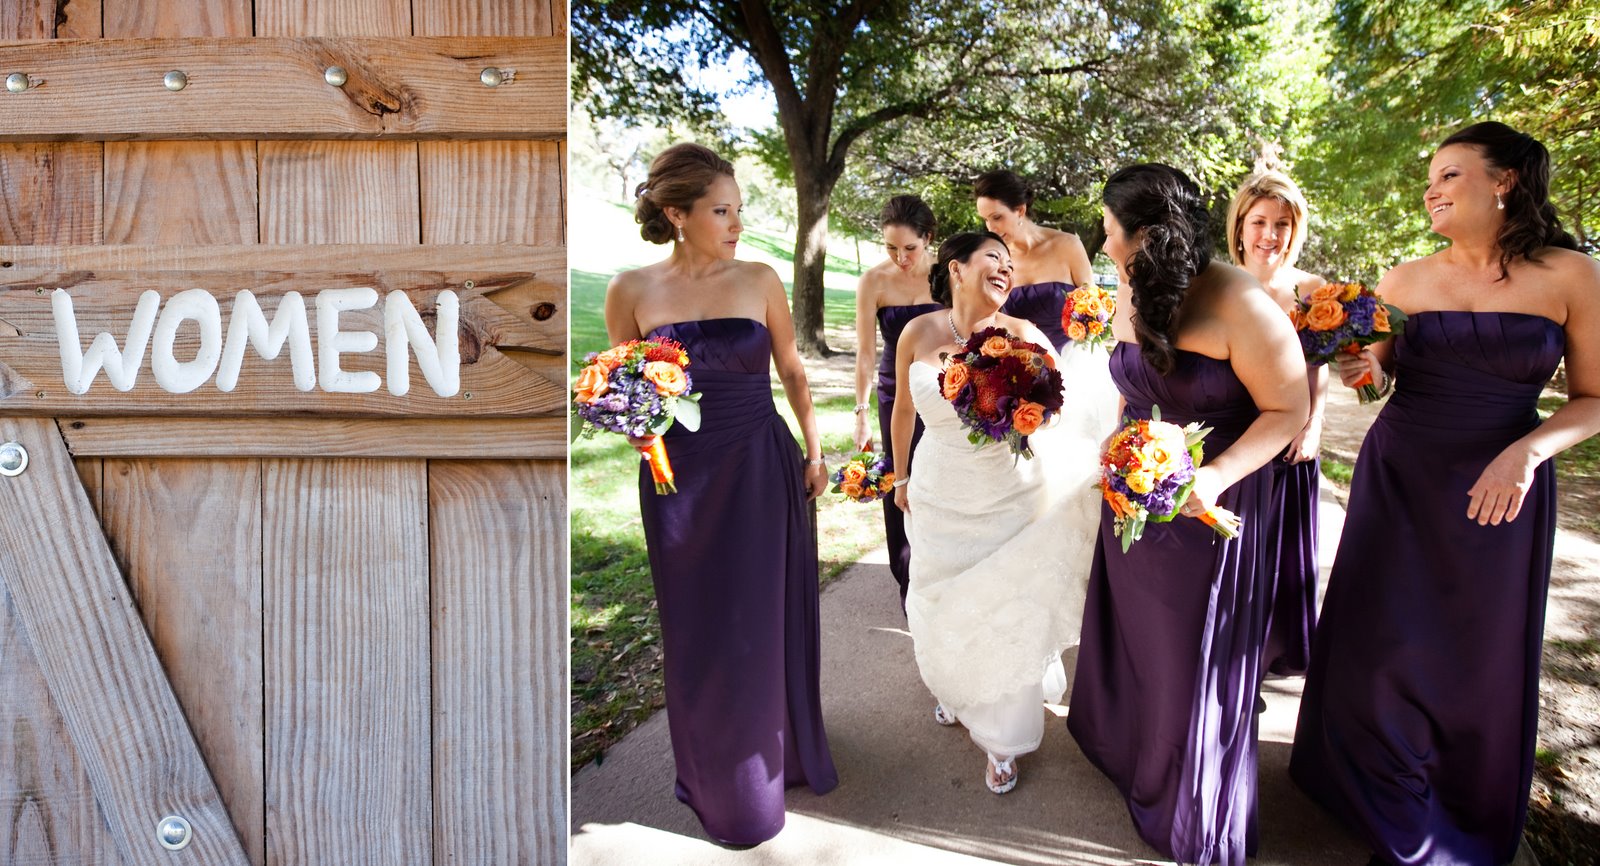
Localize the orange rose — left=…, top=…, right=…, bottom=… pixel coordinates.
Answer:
left=1373, top=304, right=1391, bottom=333
left=1083, top=297, right=1105, bottom=318
left=1012, top=401, right=1046, bottom=435
left=879, top=473, right=895, bottom=492
left=574, top=363, right=610, bottom=403
left=842, top=462, right=868, bottom=485
left=841, top=480, right=864, bottom=499
left=1107, top=489, right=1137, bottom=519
left=980, top=335, right=1011, bottom=357
left=1288, top=306, right=1306, bottom=330
left=642, top=361, right=688, bottom=395
left=1309, top=283, right=1343, bottom=303
left=1087, top=320, right=1105, bottom=336
left=595, top=346, right=630, bottom=371
left=1304, top=300, right=1347, bottom=332
left=1067, top=321, right=1088, bottom=342
left=942, top=362, right=969, bottom=399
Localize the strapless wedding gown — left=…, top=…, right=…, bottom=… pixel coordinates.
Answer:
left=904, top=345, right=1114, bottom=756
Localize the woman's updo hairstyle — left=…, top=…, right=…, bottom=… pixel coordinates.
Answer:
left=880, top=194, right=936, bottom=240
left=633, top=142, right=735, bottom=245
left=1225, top=170, right=1311, bottom=267
left=974, top=170, right=1034, bottom=212
left=1102, top=164, right=1212, bottom=376
left=928, top=231, right=1007, bottom=308
left=1439, top=121, right=1578, bottom=279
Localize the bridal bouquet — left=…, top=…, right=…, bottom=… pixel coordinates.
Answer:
left=937, top=327, right=1064, bottom=459
left=1100, top=406, right=1242, bottom=552
left=1061, top=284, right=1115, bottom=351
left=1290, top=281, right=1406, bottom=403
left=572, top=338, right=702, bottom=494
left=830, top=451, right=894, bottom=503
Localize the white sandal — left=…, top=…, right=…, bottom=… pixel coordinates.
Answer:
left=933, top=703, right=958, bottom=726
left=985, top=753, right=1017, bottom=794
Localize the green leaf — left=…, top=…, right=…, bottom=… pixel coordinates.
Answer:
left=674, top=396, right=702, bottom=432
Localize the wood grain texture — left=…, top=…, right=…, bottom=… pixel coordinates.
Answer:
left=0, top=0, right=101, bottom=38
left=557, top=140, right=567, bottom=243
left=71, top=455, right=100, bottom=515
left=0, top=143, right=103, bottom=244
left=0, top=574, right=120, bottom=866
left=0, top=416, right=248, bottom=866
left=259, top=141, right=420, bottom=244
left=0, top=243, right=563, bottom=275
left=430, top=460, right=566, bottom=865
left=420, top=141, right=563, bottom=245
left=102, top=459, right=265, bottom=866
left=62, top=416, right=568, bottom=458
left=262, top=458, right=429, bottom=866
left=413, top=0, right=553, bottom=36
left=0, top=271, right=563, bottom=416
left=103, top=142, right=258, bottom=244
left=552, top=0, right=567, bottom=37
left=104, top=0, right=250, bottom=36
left=256, top=0, right=409, bottom=37
left=0, top=39, right=564, bottom=140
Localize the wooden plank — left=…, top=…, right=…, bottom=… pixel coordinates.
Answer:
left=262, top=458, right=429, bottom=865
left=102, top=458, right=265, bottom=866
left=413, top=0, right=552, bottom=36
left=0, top=243, right=563, bottom=275
left=256, top=0, right=409, bottom=37
left=0, top=0, right=101, bottom=38
left=103, top=142, right=258, bottom=245
left=552, top=0, right=567, bottom=37
left=0, top=574, right=121, bottom=866
left=259, top=141, right=420, bottom=244
left=557, top=139, right=568, bottom=244
left=104, top=0, right=251, bottom=36
left=420, top=141, right=563, bottom=245
left=0, top=143, right=103, bottom=244
left=430, top=460, right=566, bottom=864
left=0, top=416, right=248, bottom=865
left=0, top=38, right=565, bottom=140
left=72, top=455, right=100, bottom=515
left=61, top=416, right=567, bottom=458
left=0, top=270, right=563, bottom=417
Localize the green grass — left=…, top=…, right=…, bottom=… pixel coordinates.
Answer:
left=1540, top=395, right=1600, bottom=478
left=1320, top=456, right=1355, bottom=487
left=570, top=185, right=885, bottom=769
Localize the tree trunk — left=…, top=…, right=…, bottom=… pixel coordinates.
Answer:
left=791, top=170, right=837, bottom=357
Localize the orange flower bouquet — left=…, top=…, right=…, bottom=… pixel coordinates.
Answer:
left=572, top=339, right=702, bottom=494
left=1291, top=282, right=1407, bottom=403
left=830, top=451, right=894, bottom=503
left=1060, top=283, right=1116, bottom=351
left=937, top=327, right=1064, bottom=459
left=1100, top=406, right=1242, bottom=552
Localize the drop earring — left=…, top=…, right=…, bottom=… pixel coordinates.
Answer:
left=1496, top=193, right=1505, bottom=210
left=677, top=225, right=685, bottom=242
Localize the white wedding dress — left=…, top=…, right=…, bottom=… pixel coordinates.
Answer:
left=904, top=339, right=1116, bottom=757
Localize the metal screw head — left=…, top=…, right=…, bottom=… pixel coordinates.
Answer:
left=463, top=280, right=475, bottom=290
left=324, top=66, right=348, bottom=87
left=155, top=815, right=192, bottom=851
left=163, top=70, right=188, bottom=92
left=0, top=442, right=26, bottom=477
left=480, top=67, right=505, bottom=87
left=5, top=73, right=29, bottom=93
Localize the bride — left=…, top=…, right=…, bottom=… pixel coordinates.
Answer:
left=890, top=231, right=1115, bottom=793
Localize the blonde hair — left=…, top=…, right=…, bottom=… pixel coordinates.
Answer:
left=1225, top=170, right=1310, bottom=267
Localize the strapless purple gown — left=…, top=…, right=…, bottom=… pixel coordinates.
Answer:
left=1291, top=311, right=1563, bottom=866
left=1002, top=281, right=1071, bottom=351
left=1264, top=453, right=1319, bottom=675
left=875, top=302, right=942, bottom=603
left=1069, top=342, right=1275, bottom=866
left=638, top=318, right=838, bottom=845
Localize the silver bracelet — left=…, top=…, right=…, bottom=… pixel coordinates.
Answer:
left=806, top=458, right=825, bottom=466
left=892, top=476, right=910, bottom=488
left=852, top=402, right=870, bottom=414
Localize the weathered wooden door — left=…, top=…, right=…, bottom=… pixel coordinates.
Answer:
left=0, top=2, right=567, bottom=864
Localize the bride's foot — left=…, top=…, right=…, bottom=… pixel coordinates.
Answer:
left=933, top=703, right=958, bottom=726
left=985, top=753, right=1017, bottom=794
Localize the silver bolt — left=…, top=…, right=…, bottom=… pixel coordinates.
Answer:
left=5, top=73, right=29, bottom=93
left=463, top=280, right=475, bottom=290
left=0, top=442, right=28, bottom=477
left=163, top=70, right=188, bottom=92
left=480, top=67, right=505, bottom=87
left=324, top=66, right=348, bottom=87
left=155, top=815, right=192, bottom=851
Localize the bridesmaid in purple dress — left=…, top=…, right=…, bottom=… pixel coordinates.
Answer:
left=975, top=170, right=1096, bottom=351
left=851, top=195, right=940, bottom=605
left=606, top=143, right=838, bottom=845
left=1224, top=170, right=1329, bottom=676
left=1067, top=164, right=1308, bottom=865
left=1290, top=124, right=1600, bottom=866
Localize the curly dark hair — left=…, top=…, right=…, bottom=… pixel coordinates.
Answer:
left=633, top=143, right=735, bottom=245
left=1439, top=121, right=1578, bottom=279
left=928, top=231, right=1008, bottom=307
left=974, top=170, right=1034, bottom=211
left=1102, top=164, right=1212, bottom=376
left=880, top=194, right=936, bottom=240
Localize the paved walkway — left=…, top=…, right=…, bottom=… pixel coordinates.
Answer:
left=571, top=482, right=1368, bottom=865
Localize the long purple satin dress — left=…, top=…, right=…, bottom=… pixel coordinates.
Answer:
left=1002, top=281, right=1071, bottom=351
left=1263, top=453, right=1319, bottom=675
left=1291, top=311, right=1563, bottom=866
left=638, top=318, right=838, bottom=845
left=875, top=302, right=942, bottom=603
left=1069, top=342, right=1275, bottom=866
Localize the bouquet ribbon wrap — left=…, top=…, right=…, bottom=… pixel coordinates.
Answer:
left=639, top=436, right=676, bottom=495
